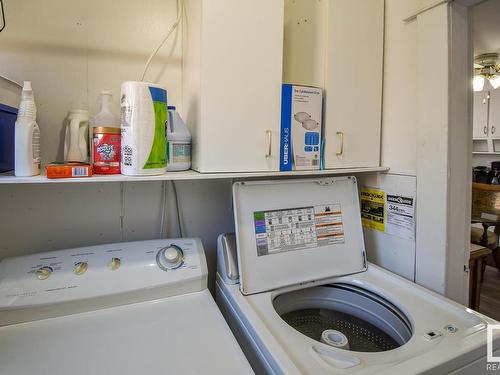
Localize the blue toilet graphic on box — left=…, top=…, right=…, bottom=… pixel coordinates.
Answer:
left=280, top=84, right=322, bottom=171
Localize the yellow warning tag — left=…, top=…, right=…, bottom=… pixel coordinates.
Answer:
left=360, top=188, right=385, bottom=232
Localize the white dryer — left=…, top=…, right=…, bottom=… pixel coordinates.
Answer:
left=0, top=238, right=253, bottom=375
left=216, top=177, right=500, bottom=374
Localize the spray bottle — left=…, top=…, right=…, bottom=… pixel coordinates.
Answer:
left=14, top=81, right=40, bottom=176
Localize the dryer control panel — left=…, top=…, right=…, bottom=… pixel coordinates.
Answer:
left=0, top=239, right=207, bottom=325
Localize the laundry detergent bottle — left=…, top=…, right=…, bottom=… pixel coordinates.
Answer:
left=64, top=109, right=89, bottom=162
left=90, top=91, right=119, bottom=163
left=166, top=106, right=191, bottom=171
left=14, top=81, right=41, bottom=176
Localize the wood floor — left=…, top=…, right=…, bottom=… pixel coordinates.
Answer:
left=479, top=265, right=500, bottom=321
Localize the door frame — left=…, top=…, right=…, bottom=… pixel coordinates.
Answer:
left=412, top=0, right=478, bottom=304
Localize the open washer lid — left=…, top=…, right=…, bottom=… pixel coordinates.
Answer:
left=233, top=177, right=367, bottom=295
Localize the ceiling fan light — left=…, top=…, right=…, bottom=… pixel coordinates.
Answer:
left=489, top=75, right=500, bottom=90
left=474, top=75, right=485, bottom=92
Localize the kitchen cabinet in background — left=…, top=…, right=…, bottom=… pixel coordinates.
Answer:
left=490, top=90, right=500, bottom=139
left=473, top=91, right=489, bottom=139
left=473, top=90, right=500, bottom=154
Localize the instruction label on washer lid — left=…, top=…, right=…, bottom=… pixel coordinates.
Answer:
left=253, top=204, right=345, bottom=256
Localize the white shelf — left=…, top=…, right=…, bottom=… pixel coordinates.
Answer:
left=0, top=166, right=389, bottom=184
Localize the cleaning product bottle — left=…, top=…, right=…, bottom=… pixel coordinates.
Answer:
left=64, top=108, right=89, bottom=162
left=14, top=81, right=40, bottom=176
left=166, top=106, right=191, bottom=171
left=90, top=91, right=119, bottom=163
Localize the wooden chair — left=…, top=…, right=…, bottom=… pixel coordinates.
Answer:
left=472, top=182, right=500, bottom=274
left=469, top=243, right=492, bottom=310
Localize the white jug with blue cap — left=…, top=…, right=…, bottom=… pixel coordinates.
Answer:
left=166, top=106, right=191, bottom=171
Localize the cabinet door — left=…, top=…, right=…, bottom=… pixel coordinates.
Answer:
left=489, top=90, right=500, bottom=138
left=191, top=0, right=284, bottom=173
left=473, top=91, right=489, bottom=139
left=323, top=0, right=384, bottom=169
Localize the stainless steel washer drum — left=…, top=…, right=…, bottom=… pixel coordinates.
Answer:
left=273, top=284, right=413, bottom=352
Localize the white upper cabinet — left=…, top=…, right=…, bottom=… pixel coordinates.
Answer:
left=284, top=0, right=384, bottom=170
left=471, top=90, right=500, bottom=154
left=473, top=91, right=489, bottom=139
left=489, top=89, right=500, bottom=138
left=183, top=0, right=384, bottom=173
left=472, top=90, right=500, bottom=154
left=182, top=0, right=284, bottom=173
left=323, top=0, right=384, bottom=169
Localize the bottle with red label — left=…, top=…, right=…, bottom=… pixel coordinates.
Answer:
left=93, top=127, right=121, bottom=174
left=90, top=91, right=121, bottom=174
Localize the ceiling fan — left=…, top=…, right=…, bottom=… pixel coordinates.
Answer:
left=474, top=53, right=500, bottom=92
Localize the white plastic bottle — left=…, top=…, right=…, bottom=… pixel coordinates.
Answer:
left=166, top=106, right=191, bottom=171
left=14, top=81, right=40, bottom=177
left=90, top=91, right=119, bottom=162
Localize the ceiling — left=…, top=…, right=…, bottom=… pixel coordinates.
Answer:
left=474, top=0, right=500, bottom=55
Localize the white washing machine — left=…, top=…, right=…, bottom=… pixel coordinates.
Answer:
left=0, top=238, right=253, bottom=375
left=216, top=177, right=500, bottom=374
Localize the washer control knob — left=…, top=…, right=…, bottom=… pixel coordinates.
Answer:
left=74, top=262, right=88, bottom=275
left=108, top=257, right=121, bottom=271
left=157, top=245, right=184, bottom=270
left=36, top=266, right=53, bottom=280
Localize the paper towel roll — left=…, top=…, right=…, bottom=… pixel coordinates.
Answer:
left=120, top=81, right=167, bottom=176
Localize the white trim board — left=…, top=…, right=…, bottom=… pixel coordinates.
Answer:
left=0, top=167, right=390, bottom=185
left=414, top=1, right=471, bottom=304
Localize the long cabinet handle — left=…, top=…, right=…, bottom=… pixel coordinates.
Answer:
left=485, top=126, right=488, bottom=135
left=266, top=130, right=272, bottom=158
left=336, top=131, right=344, bottom=156
left=493, top=126, right=496, bottom=135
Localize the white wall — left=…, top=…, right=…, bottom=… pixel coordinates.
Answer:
left=0, top=0, right=233, bottom=290
left=357, top=0, right=419, bottom=280
left=411, top=1, right=471, bottom=304
left=359, top=173, right=417, bottom=280
left=376, top=0, right=471, bottom=303
left=473, top=155, right=500, bottom=168
left=473, top=153, right=500, bottom=168
left=0, top=0, right=182, bottom=165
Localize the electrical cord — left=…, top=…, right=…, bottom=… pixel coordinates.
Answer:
left=171, top=181, right=184, bottom=238
left=0, top=0, right=6, bottom=33
left=120, top=182, right=125, bottom=241
left=160, top=181, right=168, bottom=238
left=140, top=0, right=183, bottom=82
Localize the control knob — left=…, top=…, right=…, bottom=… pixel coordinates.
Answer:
left=156, top=245, right=184, bottom=270
left=108, top=257, right=121, bottom=271
left=74, top=262, right=88, bottom=275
